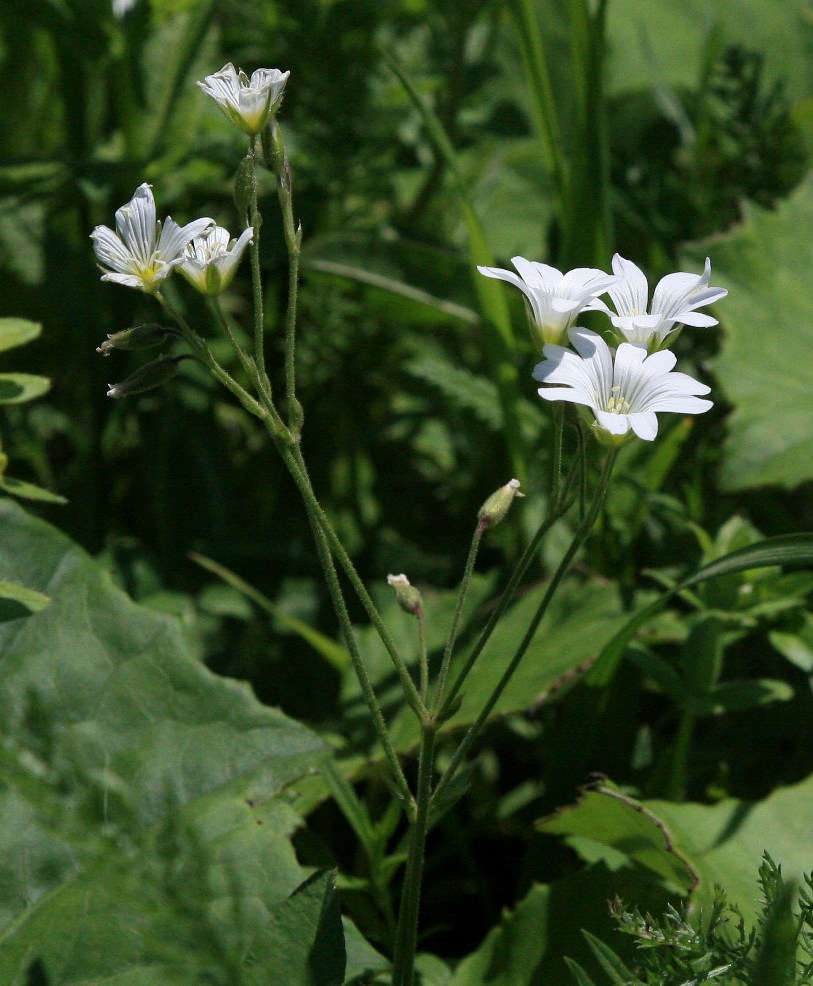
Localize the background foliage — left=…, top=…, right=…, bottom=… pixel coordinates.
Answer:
left=2, top=0, right=813, bottom=982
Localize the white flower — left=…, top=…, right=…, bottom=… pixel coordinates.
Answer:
left=90, top=184, right=213, bottom=293
left=477, top=257, right=618, bottom=348
left=197, top=63, right=290, bottom=136
left=588, top=254, right=728, bottom=350
left=179, top=225, right=254, bottom=296
left=111, top=0, right=137, bottom=17
left=533, top=327, right=712, bottom=443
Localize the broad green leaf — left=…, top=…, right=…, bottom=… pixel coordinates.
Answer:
left=0, top=373, right=50, bottom=405
left=246, top=870, right=346, bottom=986
left=651, top=773, right=813, bottom=919
left=0, top=793, right=309, bottom=984
left=0, top=579, right=50, bottom=621
left=538, top=785, right=698, bottom=896
left=340, top=577, right=633, bottom=756
left=589, top=533, right=813, bottom=687
left=0, top=499, right=327, bottom=980
left=0, top=476, right=67, bottom=504
left=0, top=318, right=41, bottom=352
left=189, top=551, right=350, bottom=671
left=683, top=176, right=813, bottom=489
left=447, top=580, right=635, bottom=730
left=541, top=774, right=813, bottom=923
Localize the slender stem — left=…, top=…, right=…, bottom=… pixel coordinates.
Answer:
left=437, top=463, right=581, bottom=721
left=433, top=522, right=484, bottom=712
left=247, top=138, right=269, bottom=388
left=433, top=449, right=618, bottom=806
left=549, top=403, right=565, bottom=511
left=301, top=494, right=415, bottom=815
left=417, top=608, right=429, bottom=705
left=155, top=292, right=268, bottom=421
left=280, top=442, right=429, bottom=722
left=391, top=724, right=437, bottom=986
left=272, top=122, right=304, bottom=434
left=210, top=298, right=256, bottom=379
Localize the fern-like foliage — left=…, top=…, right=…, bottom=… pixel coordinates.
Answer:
left=567, top=853, right=813, bottom=986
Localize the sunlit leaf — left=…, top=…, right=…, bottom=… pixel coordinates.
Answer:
left=0, top=373, right=50, bottom=404
left=0, top=579, right=50, bottom=622
left=0, top=318, right=41, bottom=352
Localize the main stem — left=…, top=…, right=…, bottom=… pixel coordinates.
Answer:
left=391, top=723, right=437, bottom=986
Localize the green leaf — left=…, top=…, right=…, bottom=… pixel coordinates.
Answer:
left=189, top=551, right=349, bottom=671
left=683, top=677, right=794, bottom=715
left=340, top=578, right=634, bottom=755
left=682, top=175, right=813, bottom=489
left=543, top=774, right=813, bottom=923
left=247, top=869, right=346, bottom=986
left=581, top=931, right=633, bottom=985
left=0, top=373, right=50, bottom=404
left=563, top=957, right=598, bottom=986
left=0, top=476, right=67, bottom=504
left=538, top=785, right=698, bottom=896
left=769, top=627, right=813, bottom=672
left=0, top=318, right=41, bottom=352
left=0, top=579, right=50, bottom=621
left=589, top=533, right=813, bottom=687
left=0, top=499, right=327, bottom=980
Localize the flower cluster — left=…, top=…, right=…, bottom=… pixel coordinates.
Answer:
left=91, top=63, right=288, bottom=300
left=91, top=63, right=289, bottom=400
left=480, top=255, right=726, bottom=443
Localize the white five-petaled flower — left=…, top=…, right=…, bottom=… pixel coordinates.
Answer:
left=477, top=257, right=618, bottom=348
left=179, top=225, right=254, bottom=296
left=587, top=254, right=728, bottom=350
left=533, top=327, right=713, bottom=443
left=197, top=63, right=290, bottom=136
left=90, top=184, right=213, bottom=293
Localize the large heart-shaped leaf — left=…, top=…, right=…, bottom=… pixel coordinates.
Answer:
left=0, top=499, right=330, bottom=982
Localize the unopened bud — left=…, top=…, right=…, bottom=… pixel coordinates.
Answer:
left=477, top=478, right=524, bottom=529
left=261, top=118, right=286, bottom=175
left=234, top=153, right=256, bottom=221
left=106, top=354, right=185, bottom=399
left=386, top=573, right=423, bottom=618
left=96, top=323, right=177, bottom=355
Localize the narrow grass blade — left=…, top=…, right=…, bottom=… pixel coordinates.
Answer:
left=189, top=551, right=350, bottom=671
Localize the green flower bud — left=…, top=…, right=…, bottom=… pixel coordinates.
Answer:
left=386, top=573, right=423, bottom=618
left=261, top=118, right=286, bottom=175
left=106, top=354, right=185, bottom=399
left=234, top=153, right=256, bottom=221
left=477, top=478, right=524, bottom=529
left=96, top=323, right=177, bottom=356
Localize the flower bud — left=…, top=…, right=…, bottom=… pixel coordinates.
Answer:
left=234, top=153, right=256, bottom=221
left=386, top=573, right=423, bottom=618
left=96, top=323, right=177, bottom=356
left=106, top=354, right=185, bottom=399
left=261, top=118, right=286, bottom=175
left=477, top=478, right=524, bottom=529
